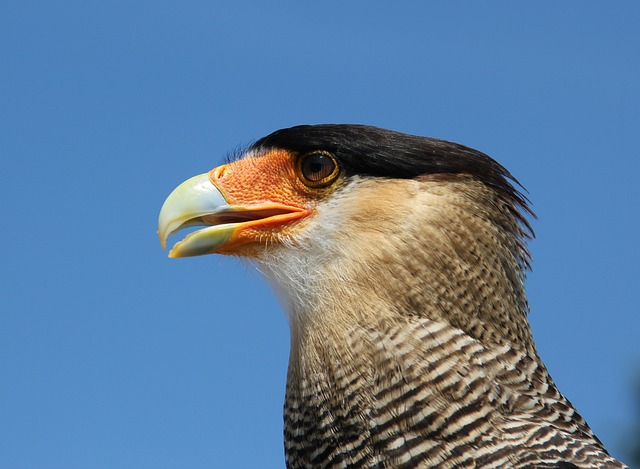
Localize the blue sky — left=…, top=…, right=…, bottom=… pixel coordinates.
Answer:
left=1, top=2, right=639, bottom=467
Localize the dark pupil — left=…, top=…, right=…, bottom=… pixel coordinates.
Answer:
left=303, top=154, right=335, bottom=182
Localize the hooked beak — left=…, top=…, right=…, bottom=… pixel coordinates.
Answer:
left=158, top=172, right=308, bottom=258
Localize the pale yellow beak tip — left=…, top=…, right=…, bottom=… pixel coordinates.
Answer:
left=158, top=171, right=244, bottom=257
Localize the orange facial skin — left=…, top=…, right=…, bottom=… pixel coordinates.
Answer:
left=206, top=149, right=324, bottom=256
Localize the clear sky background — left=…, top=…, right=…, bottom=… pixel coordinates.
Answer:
left=2, top=2, right=639, bottom=468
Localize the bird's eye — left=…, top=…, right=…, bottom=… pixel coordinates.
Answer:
left=297, top=152, right=340, bottom=188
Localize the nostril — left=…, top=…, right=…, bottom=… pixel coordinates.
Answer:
left=211, top=165, right=227, bottom=180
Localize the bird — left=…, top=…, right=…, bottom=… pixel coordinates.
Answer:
left=158, top=124, right=628, bottom=468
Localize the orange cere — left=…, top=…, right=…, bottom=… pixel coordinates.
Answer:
left=207, top=149, right=316, bottom=251
left=211, top=149, right=323, bottom=207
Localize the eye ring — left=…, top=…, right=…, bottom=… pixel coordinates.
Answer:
left=296, top=151, right=341, bottom=188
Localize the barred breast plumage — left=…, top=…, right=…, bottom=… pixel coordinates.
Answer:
left=284, top=317, right=623, bottom=468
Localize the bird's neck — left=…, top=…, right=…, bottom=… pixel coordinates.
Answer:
left=260, top=176, right=537, bottom=361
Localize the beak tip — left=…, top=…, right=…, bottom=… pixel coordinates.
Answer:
left=157, top=172, right=229, bottom=258
left=158, top=228, right=168, bottom=250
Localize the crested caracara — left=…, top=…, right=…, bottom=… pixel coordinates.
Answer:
left=158, top=124, right=627, bottom=468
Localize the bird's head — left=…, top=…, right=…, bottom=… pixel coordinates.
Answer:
left=159, top=125, right=534, bottom=347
